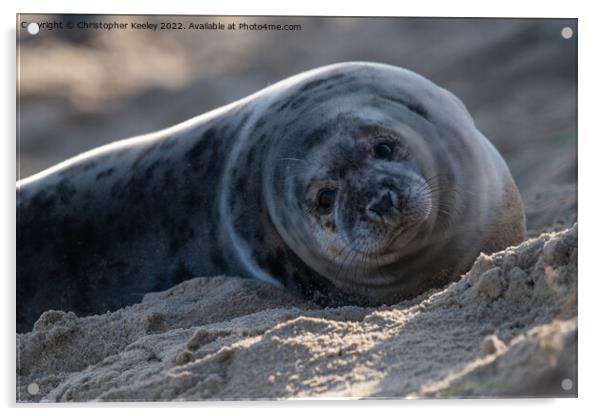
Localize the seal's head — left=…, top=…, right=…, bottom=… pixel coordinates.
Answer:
left=262, top=62, right=492, bottom=300
left=300, top=120, right=434, bottom=260
left=267, top=112, right=439, bottom=292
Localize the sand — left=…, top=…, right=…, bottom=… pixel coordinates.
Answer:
left=16, top=188, right=577, bottom=401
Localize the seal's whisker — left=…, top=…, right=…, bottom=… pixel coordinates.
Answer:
left=333, top=240, right=358, bottom=283
left=418, top=174, right=440, bottom=193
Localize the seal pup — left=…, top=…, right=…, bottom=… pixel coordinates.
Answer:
left=17, top=62, right=526, bottom=332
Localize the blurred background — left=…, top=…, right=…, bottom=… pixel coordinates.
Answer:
left=17, top=15, right=577, bottom=233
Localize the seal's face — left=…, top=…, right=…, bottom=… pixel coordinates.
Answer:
left=273, top=117, right=435, bottom=285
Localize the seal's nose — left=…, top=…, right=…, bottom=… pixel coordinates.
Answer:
left=367, top=191, right=394, bottom=218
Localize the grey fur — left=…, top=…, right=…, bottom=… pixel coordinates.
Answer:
left=17, top=62, right=525, bottom=332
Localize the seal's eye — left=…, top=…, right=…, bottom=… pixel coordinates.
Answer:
left=317, top=188, right=336, bottom=214
left=374, top=142, right=394, bottom=159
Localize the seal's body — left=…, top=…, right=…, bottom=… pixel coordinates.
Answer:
left=17, top=62, right=525, bottom=332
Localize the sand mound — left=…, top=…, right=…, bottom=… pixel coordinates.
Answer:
left=17, top=222, right=577, bottom=401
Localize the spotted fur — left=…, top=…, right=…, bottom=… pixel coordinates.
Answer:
left=16, top=62, right=525, bottom=332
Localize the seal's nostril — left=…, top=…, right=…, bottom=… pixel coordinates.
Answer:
left=368, top=206, right=382, bottom=217
left=385, top=191, right=393, bottom=206
left=368, top=191, right=394, bottom=218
